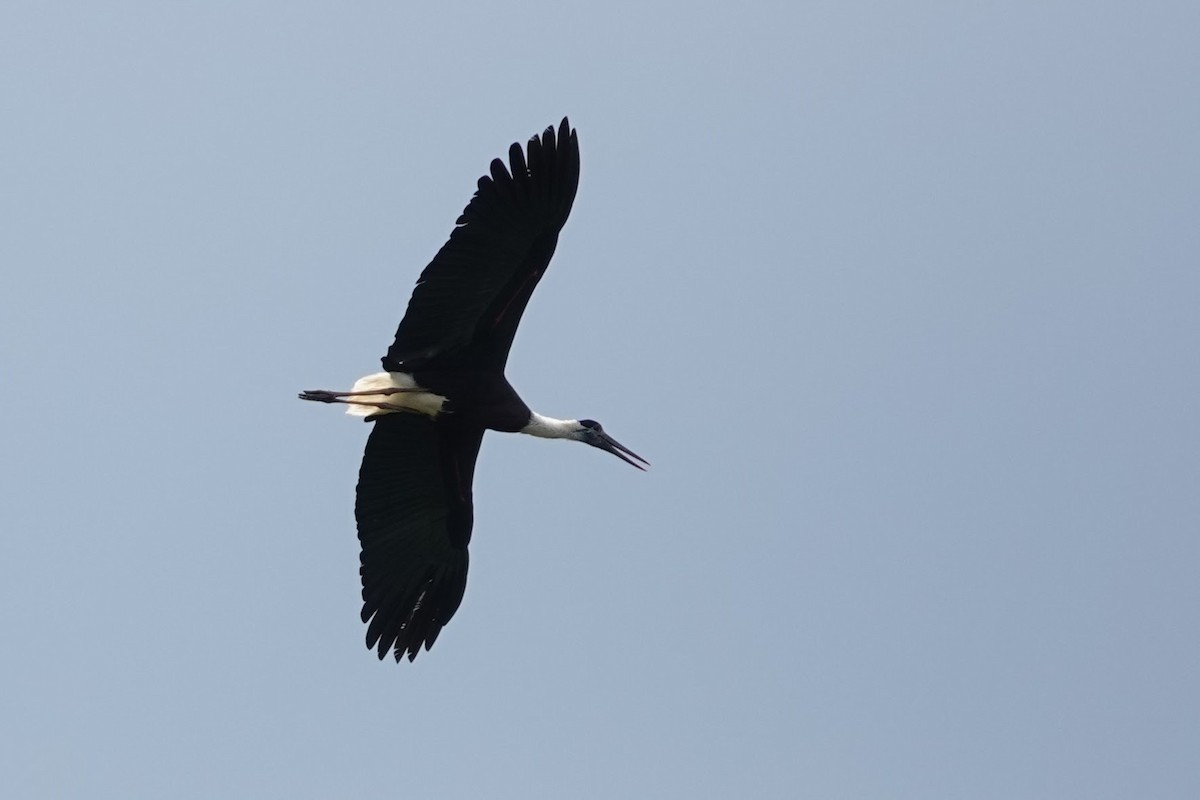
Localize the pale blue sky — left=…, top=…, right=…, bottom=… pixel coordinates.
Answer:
left=2, top=2, right=1198, bottom=798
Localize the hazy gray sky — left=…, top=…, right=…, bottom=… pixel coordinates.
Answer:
left=2, top=2, right=1198, bottom=798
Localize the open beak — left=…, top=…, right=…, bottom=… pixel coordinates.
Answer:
left=595, top=431, right=650, bottom=471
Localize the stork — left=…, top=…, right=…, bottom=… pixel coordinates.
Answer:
left=300, top=118, right=648, bottom=662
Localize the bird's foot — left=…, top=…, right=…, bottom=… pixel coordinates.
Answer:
left=298, top=389, right=340, bottom=403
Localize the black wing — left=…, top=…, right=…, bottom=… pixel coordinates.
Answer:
left=355, top=414, right=484, bottom=662
left=383, top=118, right=581, bottom=371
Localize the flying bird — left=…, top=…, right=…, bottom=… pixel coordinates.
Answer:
left=300, top=118, right=648, bottom=662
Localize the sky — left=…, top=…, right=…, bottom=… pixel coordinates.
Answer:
left=2, top=2, right=1198, bottom=797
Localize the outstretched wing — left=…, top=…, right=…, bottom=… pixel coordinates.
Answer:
left=355, top=414, right=484, bottom=662
left=383, top=117, right=581, bottom=371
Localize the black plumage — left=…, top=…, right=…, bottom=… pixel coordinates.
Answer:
left=383, top=119, right=579, bottom=372
left=356, top=415, right=481, bottom=661
left=359, top=119, right=579, bottom=661
left=302, top=118, right=646, bottom=663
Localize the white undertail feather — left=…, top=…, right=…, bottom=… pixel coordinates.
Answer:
left=521, top=412, right=580, bottom=439
left=345, top=372, right=448, bottom=418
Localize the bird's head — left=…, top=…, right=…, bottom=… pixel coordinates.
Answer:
left=574, top=419, right=649, bottom=471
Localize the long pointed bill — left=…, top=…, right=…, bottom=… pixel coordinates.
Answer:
left=596, top=432, right=650, bottom=471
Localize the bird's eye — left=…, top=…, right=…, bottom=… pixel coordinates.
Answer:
left=579, top=419, right=600, bottom=430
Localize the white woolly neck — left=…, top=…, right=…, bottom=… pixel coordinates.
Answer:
left=521, top=412, right=579, bottom=440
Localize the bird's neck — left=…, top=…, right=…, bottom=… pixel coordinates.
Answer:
left=521, top=412, right=578, bottom=440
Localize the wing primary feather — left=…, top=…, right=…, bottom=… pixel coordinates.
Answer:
left=509, top=142, right=528, bottom=185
